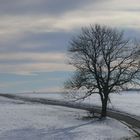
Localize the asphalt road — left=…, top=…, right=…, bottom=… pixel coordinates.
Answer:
left=0, top=93, right=140, bottom=134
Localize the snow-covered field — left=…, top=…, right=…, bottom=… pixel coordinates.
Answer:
left=18, top=92, right=64, bottom=100
left=17, top=91, right=140, bottom=116
left=84, top=91, right=140, bottom=117
left=0, top=96, right=136, bottom=140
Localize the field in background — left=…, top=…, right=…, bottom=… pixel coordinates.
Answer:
left=16, top=91, right=140, bottom=116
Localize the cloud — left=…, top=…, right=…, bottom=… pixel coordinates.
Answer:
left=0, top=52, right=73, bottom=75
left=0, top=62, right=73, bottom=75
left=0, top=0, right=101, bottom=16
left=54, top=8, right=140, bottom=30
left=0, top=52, right=67, bottom=64
left=0, top=0, right=140, bottom=39
left=0, top=0, right=140, bottom=93
left=1, top=0, right=139, bottom=17
left=0, top=29, right=74, bottom=54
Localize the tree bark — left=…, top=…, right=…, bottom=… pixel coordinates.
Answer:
left=100, top=97, right=108, bottom=118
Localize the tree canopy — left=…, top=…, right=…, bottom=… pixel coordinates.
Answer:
left=65, top=24, right=140, bottom=117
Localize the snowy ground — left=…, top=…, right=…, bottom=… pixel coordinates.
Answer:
left=17, top=91, right=140, bottom=116
left=18, top=92, right=63, bottom=100
left=0, top=96, right=136, bottom=140
left=83, top=91, right=140, bottom=117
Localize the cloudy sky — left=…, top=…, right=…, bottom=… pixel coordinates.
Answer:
left=0, top=0, right=140, bottom=93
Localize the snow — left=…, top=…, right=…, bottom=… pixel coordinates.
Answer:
left=17, top=92, right=63, bottom=100
left=17, top=91, right=140, bottom=117
left=0, top=96, right=136, bottom=140
left=83, top=91, right=140, bottom=117
left=109, top=91, right=140, bottom=116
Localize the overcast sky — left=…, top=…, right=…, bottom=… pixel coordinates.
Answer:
left=0, top=0, right=140, bottom=93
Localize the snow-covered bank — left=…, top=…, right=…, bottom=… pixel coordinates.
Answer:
left=0, top=96, right=136, bottom=140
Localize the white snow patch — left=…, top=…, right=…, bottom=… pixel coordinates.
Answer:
left=0, top=96, right=135, bottom=140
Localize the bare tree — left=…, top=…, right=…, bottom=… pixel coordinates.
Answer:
left=65, top=24, right=140, bottom=118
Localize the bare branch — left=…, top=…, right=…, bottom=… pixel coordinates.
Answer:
left=65, top=24, right=140, bottom=117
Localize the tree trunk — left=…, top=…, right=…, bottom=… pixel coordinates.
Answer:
left=100, top=97, right=108, bottom=118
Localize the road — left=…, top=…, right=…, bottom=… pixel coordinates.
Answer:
left=0, top=93, right=140, bottom=134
